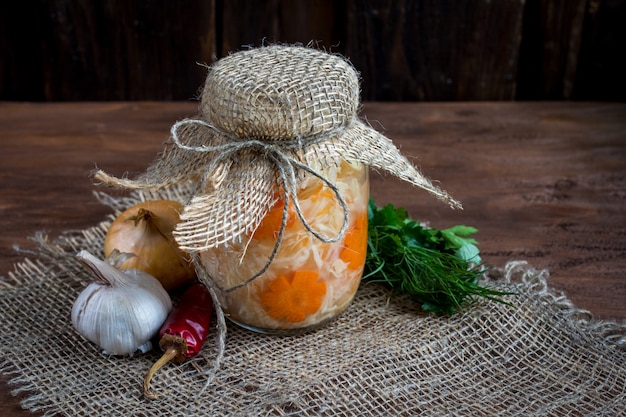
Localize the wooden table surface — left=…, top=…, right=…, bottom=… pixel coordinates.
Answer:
left=1, top=101, right=625, bottom=416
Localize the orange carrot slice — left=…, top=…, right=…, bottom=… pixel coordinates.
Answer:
left=340, top=212, right=368, bottom=271
left=259, top=271, right=326, bottom=323
left=251, top=195, right=296, bottom=240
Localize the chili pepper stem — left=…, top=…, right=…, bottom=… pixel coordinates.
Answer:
left=143, top=346, right=181, bottom=400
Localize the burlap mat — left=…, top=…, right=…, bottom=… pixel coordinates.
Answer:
left=1, top=190, right=625, bottom=416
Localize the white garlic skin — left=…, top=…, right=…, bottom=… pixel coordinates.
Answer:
left=72, top=251, right=173, bottom=356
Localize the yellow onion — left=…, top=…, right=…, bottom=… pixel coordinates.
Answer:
left=104, top=200, right=196, bottom=291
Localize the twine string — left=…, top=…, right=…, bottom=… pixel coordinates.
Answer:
left=171, top=118, right=350, bottom=293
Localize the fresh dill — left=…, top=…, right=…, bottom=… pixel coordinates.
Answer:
left=363, top=199, right=512, bottom=315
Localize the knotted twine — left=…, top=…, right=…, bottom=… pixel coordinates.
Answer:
left=93, top=45, right=462, bottom=393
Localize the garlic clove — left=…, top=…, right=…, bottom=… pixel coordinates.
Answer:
left=72, top=250, right=172, bottom=356
left=137, top=341, right=154, bottom=354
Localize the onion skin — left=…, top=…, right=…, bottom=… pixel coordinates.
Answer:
left=104, top=200, right=196, bottom=291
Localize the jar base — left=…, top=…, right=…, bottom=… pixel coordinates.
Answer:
left=225, top=314, right=342, bottom=336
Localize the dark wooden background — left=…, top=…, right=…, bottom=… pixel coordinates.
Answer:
left=1, top=0, right=625, bottom=102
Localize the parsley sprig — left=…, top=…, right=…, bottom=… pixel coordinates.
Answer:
left=363, top=199, right=511, bottom=315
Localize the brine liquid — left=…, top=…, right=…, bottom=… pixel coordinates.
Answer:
left=198, top=161, right=369, bottom=333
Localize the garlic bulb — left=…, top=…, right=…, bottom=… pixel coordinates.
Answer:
left=72, top=250, right=172, bottom=356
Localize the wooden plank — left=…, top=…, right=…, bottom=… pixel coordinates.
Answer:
left=516, top=0, right=587, bottom=99
left=363, top=101, right=626, bottom=321
left=277, top=0, right=345, bottom=49
left=573, top=0, right=626, bottom=100
left=3, top=0, right=625, bottom=101
left=219, top=0, right=342, bottom=54
left=0, top=0, right=216, bottom=101
left=344, top=0, right=525, bottom=100
left=0, top=2, right=48, bottom=100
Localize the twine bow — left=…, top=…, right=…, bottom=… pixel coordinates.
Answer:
left=170, top=118, right=350, bottom=292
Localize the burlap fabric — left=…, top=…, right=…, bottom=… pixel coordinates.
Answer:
left=1, top=187, right=625, bottom=416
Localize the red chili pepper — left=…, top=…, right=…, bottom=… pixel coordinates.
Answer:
left=143, top=282, right=213, bottom=399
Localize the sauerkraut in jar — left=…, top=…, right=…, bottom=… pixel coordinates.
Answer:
left=198, top=160, right=369, bottom=333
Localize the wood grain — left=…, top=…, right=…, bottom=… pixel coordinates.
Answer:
left=574, top=0, right=626, bottom=100
left=517, top=0, right=587, bottom=99
left=2, top=0, right=624, bottom=101
left=0, top=1, right=216, bottom=101
left=1, top=101, right=624, bottom=416
left=219, top=0, right=343, bottom=54
left=344, top=0, right=526, bottom=100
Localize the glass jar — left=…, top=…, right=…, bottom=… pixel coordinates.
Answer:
left=197, top=160, right=369, bottom=334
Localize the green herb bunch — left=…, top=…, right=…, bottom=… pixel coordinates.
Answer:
left=364, top=199, right=511, bottom=315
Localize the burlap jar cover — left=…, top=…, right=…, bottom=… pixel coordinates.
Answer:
left=1, top=45, right=625, bottom=416
left=95, top=45, right=461, bottom=252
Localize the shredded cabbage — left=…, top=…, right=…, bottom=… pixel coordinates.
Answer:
left=198, top=161, right=369, bottom=332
